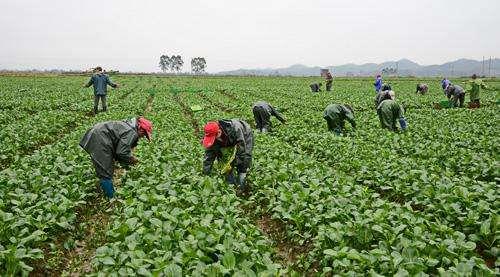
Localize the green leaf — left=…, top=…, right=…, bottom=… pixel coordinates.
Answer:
left=323, top=249, right=336, bottom=256
left=222, top=251, right=236, bottom=270
left=164, top=263, right=182, bottom=277
left=126, top=217, right=139, bottom=229
left=101, top=256, right=115, bottom=265
left=150, top=218, right=162, bottom=228
left=480, top=219, right=491, bottom=236
left=463, top=241, right=476, bottom=251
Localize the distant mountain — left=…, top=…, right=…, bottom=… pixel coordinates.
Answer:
left=218, top=58, right=500, bottom=77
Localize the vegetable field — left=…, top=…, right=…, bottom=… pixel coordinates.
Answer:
left=0, top=75, right=499, bottom=276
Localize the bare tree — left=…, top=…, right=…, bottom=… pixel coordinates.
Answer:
left=191, top=57, right=207, bottom=74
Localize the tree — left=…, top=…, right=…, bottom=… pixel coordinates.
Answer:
left=171, top=55, right=184, bottom=73
left=191, top=57, right=207, bottom=74
left=159, top=55, right=171, bottom=73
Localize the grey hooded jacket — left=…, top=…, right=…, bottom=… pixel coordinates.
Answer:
left=203, top=119, right=253, bottom=174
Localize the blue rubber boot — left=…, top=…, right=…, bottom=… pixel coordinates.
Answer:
left=99, top=178, right=115, bottom=198
left=399, top=117, right=408, bottom=131
left=333, top=127, right=342, bottom=136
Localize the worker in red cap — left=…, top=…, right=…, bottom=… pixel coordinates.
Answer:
left=202, top=119, right=253, bottom=193
left=79, top=117, right=152, bottom=198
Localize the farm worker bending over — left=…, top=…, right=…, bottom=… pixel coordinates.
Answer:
left=325, top=71, right=334, bottom=91
left=202, top=120, right=253, bottom=192
left=252, top=101, right=286, bottom=133
left=310, top=82, right=322, bottom=92
left=416, top=83, right=429, bottom=94
left=79, top=117, right=152, bottom=198
left=83, top=66, right=119, bottom=114
left=445, top=84, right=466, bottom=108
left=323, top=104, right=356, bottom=135
left=377, top=91, right=408, bottom=132
left=374, top=74, right=383, bottom=93
left=465, top=74, right=488, bottom=108
left=374, top=84, right=393, bottom=107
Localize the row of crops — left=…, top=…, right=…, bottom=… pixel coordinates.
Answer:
left=0, top=75, right=498, bottom=275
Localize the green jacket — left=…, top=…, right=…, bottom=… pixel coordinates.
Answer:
left=85, top=73, right=117, bottom=96
left=80, top=118, right=139, bottom=178
left=466, top=79, right=487, bottom=101
left=323, top=104, right=356, bottom=130
left=203, top=119, right=253, bottom=174
left=377, top=99, right=405, bottom=131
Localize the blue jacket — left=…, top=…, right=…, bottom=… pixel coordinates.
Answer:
left=374, top=77, right=382, bottom=92
left=86, top=73, right=117, bottom=96
left=441, top=79, right=450, bottom=90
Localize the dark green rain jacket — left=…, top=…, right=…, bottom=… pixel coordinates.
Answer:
left=323, top=104, right=356, bottom=131
left=377, top=99, right=405, bottom=131
left=80, top=118, right=139, bottom=179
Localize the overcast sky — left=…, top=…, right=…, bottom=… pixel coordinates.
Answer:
left=1, top=0, right=499, bottom=72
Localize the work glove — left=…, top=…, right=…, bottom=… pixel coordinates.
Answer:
left=99, top=179, right=115, bottom=198
left=399, top=117, right=408, bottom=131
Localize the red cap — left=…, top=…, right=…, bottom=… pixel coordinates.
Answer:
left=137, top=117, right=153, bottom=141
left=202, top=121, right=220, bottom=148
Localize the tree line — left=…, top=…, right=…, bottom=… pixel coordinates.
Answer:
left=159, top=55, right=206, bottom=74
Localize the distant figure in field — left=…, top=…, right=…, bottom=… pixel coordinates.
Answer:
left=445, top=84, right=466, bottom=108
left=310, top=82, right=322, bottom=92
left=374, top=84, right=393, bottom=107
left=374, top=74, right=383, bottom=93
left=323, top=104, right=356, bottom=135
left=325, top=71, right=334, bottom=91
left=416, top=83, right=429, bottom=94
left=252, top=101, right=286, bottom=133
left=79, top=117, right=152, bottom=198
left=441, top=78, right=451, bottom=95
left=377, top=91, right=408, bottom=132
left=83, top=66, right=119, bottom=114
left=465, top=74, right=488, bottom=108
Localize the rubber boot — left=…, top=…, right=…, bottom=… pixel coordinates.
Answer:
left=99, top=178, right=115, bottom=198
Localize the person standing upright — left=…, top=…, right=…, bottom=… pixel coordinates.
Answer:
left=325, top=70, right=334, bottom=91
left=466, top=74, right=488, bottom=108
left=83, top=66, right=119, bottom=114
left=441, top=78, right=451, bottom=96
left=374, top=74, right=383, bottom=93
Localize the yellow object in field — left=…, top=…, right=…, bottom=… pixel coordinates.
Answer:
left=219, top=146, right=237, bottom=175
